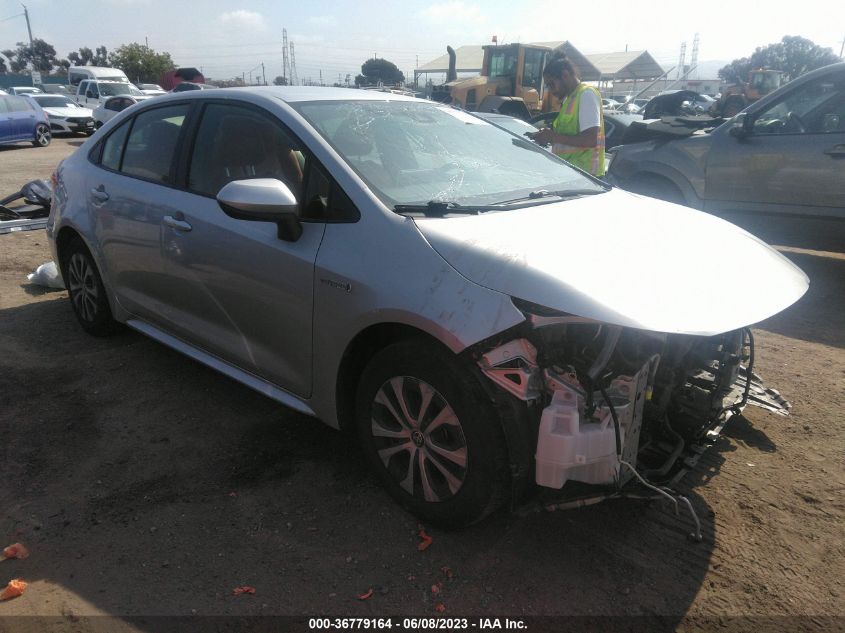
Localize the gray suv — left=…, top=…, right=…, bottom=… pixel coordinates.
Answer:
left=48, top=87, right=807, bottom=526
left=607, top=62, right=845, bottom=219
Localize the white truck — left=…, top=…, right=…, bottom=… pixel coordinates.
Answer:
left=68, top=66, right=129, bottom=87
left=75, top=80, right=148, bottom=109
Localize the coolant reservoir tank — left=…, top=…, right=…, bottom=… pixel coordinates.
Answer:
left=535, top=389, right=621, bottom=489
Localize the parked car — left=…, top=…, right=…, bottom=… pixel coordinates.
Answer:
left=76, top=80, right=148, bottom=109
left=531, top=110, right=644, bottom=150
left=608, top=62, right=845, bottom=218
left=27, top=94, right=95, bottom=135
left=48, top=88, right=807, bottom=527
left=137, top=83, right=167, bottom=96
left=170, top=82, right=215, bottom=92
left=92, top=96, right=140, bottom=128
left=7, top=86, right=43, bottom=96
left=0, top=94, right=51, bottom=147
left=38, top=83, right=75, bottom=97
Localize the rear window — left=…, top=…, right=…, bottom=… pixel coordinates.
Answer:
left=6, top=96, right=33, bottom=112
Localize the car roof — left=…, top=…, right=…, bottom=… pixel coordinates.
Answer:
left=230, top=86, right=422, bottom=104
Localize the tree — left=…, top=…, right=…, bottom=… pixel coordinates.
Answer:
left=1, top=38, right=60, bottom=73
left=273, top=75, right=288, bottom=86
left=354, top=57, right=404, bottom=87
left=0, top=56, right=7, bottom=73
left=719, top=36, right=840, bottom=84
left=107, top=43, right=175, bottom=84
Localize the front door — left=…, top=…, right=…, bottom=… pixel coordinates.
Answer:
left=155, top=101, right=323, bottom=397
left=706, top=69, right=845, bottom=217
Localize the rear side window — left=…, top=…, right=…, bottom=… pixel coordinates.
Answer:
left=7, top=97, right=33, bottom=112
left=120, top=104, right=189, bottom=184
left=101, top=120, right=131, bottom=171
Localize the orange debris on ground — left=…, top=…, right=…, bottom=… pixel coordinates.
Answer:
left=440, top=566, right=453, bottom=579
left=417, top=527, right=433, bottom=552
left=357, top=588, right=374, bottom=600
left=435, top=603, right=446, bottom=613
left=232, top=586, right=256, bottom=596
left=1, top=544, right=29, bottom=561
left=0, top=579, right=27, bottom=600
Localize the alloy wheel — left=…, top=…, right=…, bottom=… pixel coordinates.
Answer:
left=35, top=124, right=51, bottom=146
left=67, top=253, right=100, bottom=323
left=370, top=376, right=468, bottom=503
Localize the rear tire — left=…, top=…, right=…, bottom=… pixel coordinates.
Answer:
left=32, top=123, right=51, bottom=147
left=62, top=237, right=117, bottom=336
left=355, top=340, right=510, bottom=528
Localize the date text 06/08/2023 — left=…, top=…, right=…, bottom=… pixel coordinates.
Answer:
left=308, top=618, right=527, bottom=630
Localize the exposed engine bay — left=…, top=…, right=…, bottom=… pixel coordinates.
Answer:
left=474, top=300, right=789, bottom=534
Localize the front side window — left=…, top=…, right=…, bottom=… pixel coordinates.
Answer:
left=120, top=104, right=189, bottom=184
left=188, top=103, right=303, bottom=197
left=754, top=71, right=845, bottom=135
left=294, top=100, right=604, bottom=210
left=489, top=49, right=517, bottom=78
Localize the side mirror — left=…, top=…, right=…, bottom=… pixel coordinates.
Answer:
left=217, top=178, right=302, bottom=241
left=729, top=113, right=753, bottom=139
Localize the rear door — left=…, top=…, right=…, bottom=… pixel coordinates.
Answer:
left=87, top=102, right=193, bottom=322
left=0, top=98, right=12, bottom=142
left=5, top=96, right=38, bottom=140
left=706, top=69, right=845, bottom=217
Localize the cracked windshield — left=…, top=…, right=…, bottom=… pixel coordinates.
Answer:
left=294, top=100, right=605, bottom=210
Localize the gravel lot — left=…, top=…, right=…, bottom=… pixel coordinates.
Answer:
left=0, top=136, right=842, bottom=632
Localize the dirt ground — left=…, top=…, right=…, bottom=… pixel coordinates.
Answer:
left=0, top=137, right=843, bottom=632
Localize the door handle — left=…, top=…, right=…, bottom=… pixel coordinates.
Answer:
left=823, top=144, right=845, bottom=157
left=163, top=215, right=192, bottom=232
left=90, top=187, right=109, bottom=202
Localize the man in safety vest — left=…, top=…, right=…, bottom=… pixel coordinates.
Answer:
left=528, top=56, right=605, bottom=177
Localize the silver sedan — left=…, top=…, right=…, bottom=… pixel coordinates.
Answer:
left=47, top=87, right=807, bottom=526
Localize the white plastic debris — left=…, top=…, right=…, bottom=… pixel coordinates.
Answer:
left=27, top=261, right=65, bottom=289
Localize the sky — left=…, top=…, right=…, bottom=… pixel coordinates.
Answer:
left=1, top=0, right=843, bottom=84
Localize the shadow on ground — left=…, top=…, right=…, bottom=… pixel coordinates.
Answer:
left=0, top=296, right=733, bottom=630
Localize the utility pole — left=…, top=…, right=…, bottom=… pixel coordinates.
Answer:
left=261, top=62, right=266, bottom=85
left=242, top=72, right=245, bottom=85
left=20, top=4, right=35, bottom=71
left=319, top=69, right=323, bottom=86
left=145, top=36, right=148, bottom=48
left=282, top=28, right=290, bottom=84
left=289, top=42, right=297, bottom=86
left=840, top=35, right=845, bottom=58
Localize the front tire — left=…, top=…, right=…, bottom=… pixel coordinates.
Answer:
left=62, top=237, right=117, bottom=336
left=32, top=123, right=51, bottom=147
left=356, top=340, right=510, bottom=528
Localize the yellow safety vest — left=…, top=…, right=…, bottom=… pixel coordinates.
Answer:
left=552, top=84, right=606, bottom=176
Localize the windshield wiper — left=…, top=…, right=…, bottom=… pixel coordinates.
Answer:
left=393, top=201, right=495, bottom=217
left=492, top=189, right=607, bottom=206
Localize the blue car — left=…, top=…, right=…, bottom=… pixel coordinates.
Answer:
left=0, top=95, right=51, bottom=148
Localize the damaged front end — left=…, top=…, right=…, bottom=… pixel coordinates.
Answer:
left=473, top=298, right=788, bottom=511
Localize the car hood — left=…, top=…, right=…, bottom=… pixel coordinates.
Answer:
left=414, top=190, right=808, bottom=336
left=43, top=106, right=93, bottom=117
